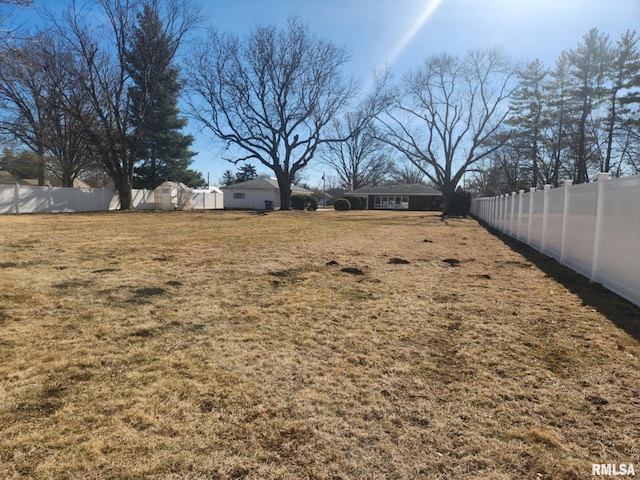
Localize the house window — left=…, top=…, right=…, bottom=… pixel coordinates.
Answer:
left=233, top=192, right=245, bottom=199
left=373, top=196, right=409, bottom=209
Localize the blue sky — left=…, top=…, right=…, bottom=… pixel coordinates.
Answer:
left=6, top=0, right=640, bottom=187
left=189, top=0, right=639, bottom=187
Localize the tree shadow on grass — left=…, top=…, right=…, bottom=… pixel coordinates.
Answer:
left=483, top=224, right=640, bottom=342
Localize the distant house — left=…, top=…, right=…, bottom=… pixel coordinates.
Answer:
left=17, top=177, right=93, bottom=188
left=351, top=184, right=443, bottom=211
left=0, top=171, right=17, bottom=184
left=312, top=188, right=346, bottom=207
left=221, top=177, right=313, bottom=210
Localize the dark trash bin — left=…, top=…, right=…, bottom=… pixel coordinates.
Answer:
left=264, top=200, right=274, bottom=211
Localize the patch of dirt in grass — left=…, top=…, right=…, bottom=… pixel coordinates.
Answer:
left=0, top=210, right=638, bottom=479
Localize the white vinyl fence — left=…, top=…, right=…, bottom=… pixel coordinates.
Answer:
left=471, top=173, right=640, bottom=308
left=0, top=184, right=120, bottom=214
left=0, top=184, right=222, bottom=214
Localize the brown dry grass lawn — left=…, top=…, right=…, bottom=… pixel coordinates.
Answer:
left=0, top=210, right=638, bottom=479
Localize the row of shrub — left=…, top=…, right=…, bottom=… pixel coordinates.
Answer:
left=290, top=194, right=318, bottom=211
left=333, top=195, right=367, bottom=211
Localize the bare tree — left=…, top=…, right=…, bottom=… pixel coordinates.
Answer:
left=378, top=49, right=519, bottom=214
left=1, top=0, right=34, bottom=29
left=0, top=32, right=54, bottom=185
left=43, top=42, right=100, bottom=187
left=389, top=161, right=425, bottom=184
left=0, top=3, right=83, bottom=186
left=49, top=0, right=138, bottom=205
left=322, top=112, right=393, bottom=190
left=50, top=0, right=200, bottom=207
left=186, top=18, right=357, bottom=209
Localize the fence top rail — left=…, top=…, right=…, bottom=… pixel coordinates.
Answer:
left=473, top=174, right=640, bottom=202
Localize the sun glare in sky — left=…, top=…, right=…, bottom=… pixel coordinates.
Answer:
left=386, top=0, right=444, bottom=67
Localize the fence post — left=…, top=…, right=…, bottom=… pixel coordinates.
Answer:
left=490, top=197, right=495, bottom=227
left=501, top=194, right=508, bottom=232
left=541, top=184, right=551, bottom=254
left=502, top=194, right=507, bottom=233
left=560, top=180, right=573, bottom=265
left=48, top=184, right=53, bottom=213
left=517, top=189, right=524, bottom=241
left=494, top=196, right=498, bottom=227
left=590, top=172, right=609, bottom=282
left=506, top=194, right=511, bottom=233
left=509, top=192, right=516, bottom=236
left=14, top=182, right=20, bottom=214
left=527, top=187, right=535, bottom=246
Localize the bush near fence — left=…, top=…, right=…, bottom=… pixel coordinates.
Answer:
left=471, top=173, right=640, bottom=308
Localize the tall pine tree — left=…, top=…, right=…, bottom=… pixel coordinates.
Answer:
left=567, top=28, right=610, bottom=183
left=506, top=58, right=548, bottom=188
left=544, top=52, right=572, bottom=186
left=126, top=2, right=203, bottom=189
left=603, top=30, right=640, bottom=173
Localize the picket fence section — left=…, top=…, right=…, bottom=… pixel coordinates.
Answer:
left=470, top=173, right=640, bottom=308
left=0, top=183, right=220, bottom=214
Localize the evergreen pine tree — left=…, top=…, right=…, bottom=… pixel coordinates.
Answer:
left=506, top=58, right=548, bottom=188
left=603, top=30, right=640, bottom=173
left=542, top=52, right=568, bottom=186
left=235, top=164, right=257, bottom=183
left=567, top=28, right=610, bottom=183
left=126, top=3, right=203, bottom=189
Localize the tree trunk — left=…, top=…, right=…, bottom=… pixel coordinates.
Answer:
left=604, top=90, right=617, bottom=173
left=117, top=176, right=134, bottom=210
left=276, top=174, right=292, bottom=211
left=37, top=145, right=46, bottom=186
left=441, top=184, right=455, bottom=216
left=63, top=172, right=74, bottom=188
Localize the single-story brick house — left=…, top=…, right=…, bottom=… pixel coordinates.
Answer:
left=221, top=177, right=313, bottom=210
left=351, top=184, right=443, bottom=211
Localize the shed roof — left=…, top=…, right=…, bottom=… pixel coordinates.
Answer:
left=351, top=184, right=442, bottom=196
left=155, top=181, right=191, bottom=191
left=221, top=177, right=313, bottom=194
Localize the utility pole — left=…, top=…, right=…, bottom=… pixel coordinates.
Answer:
left=322, top=172, right=326, bottom=208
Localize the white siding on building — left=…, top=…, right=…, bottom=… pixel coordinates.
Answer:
left=223, top=187, right=279, bottom=210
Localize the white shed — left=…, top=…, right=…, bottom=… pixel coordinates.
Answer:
left=154, top=181, right=193, bottom=210
left=191, top=186, right=224, bottom=210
